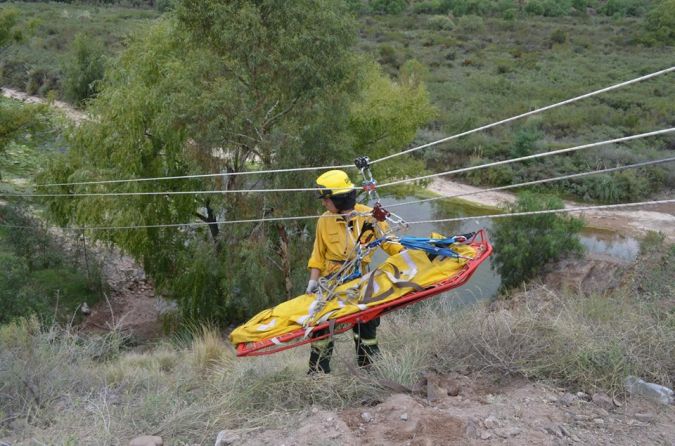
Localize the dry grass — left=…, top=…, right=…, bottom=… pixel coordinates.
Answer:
left=1, top=241, right=672, bottom=443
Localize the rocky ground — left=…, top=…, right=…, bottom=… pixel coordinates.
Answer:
left=211, top=373, right=674, bottom=446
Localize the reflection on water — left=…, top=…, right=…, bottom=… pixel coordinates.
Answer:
left=579, top=230, right=639, bottom=262
left=369, top=193, right=640, bottom=306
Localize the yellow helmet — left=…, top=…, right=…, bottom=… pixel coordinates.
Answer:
left=315, top=170, right=355, bottom=198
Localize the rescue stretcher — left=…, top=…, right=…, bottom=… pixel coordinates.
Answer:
left=234, top=229, right=492, bottom=357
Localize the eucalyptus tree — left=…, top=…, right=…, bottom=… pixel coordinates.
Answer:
left=40, top=0, right=434, bottom=323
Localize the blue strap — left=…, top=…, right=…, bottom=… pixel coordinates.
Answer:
left=399, top=236, right=461, bottom=258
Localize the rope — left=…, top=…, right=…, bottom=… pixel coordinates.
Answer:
left=0, top=185, right=359, bottom=198
left=33, top=66, right=674, bottom=188
left=377, top=128, right=675, bottom=189
left=407, top=199, right=675, bottom=225
left=371, top=66, right=675, bottom=165
left=386, top=157, right=675, bottom=209
left=38, top=163, right=354, bottom=188
left=2, top=198, right=671, bottom=232
left=4, top=128, right=671, bottom=198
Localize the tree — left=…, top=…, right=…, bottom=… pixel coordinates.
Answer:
left=39, top=0, right=435, bottom=324
left=0, top=8, right=22, bottom=48
left=62, top=33, right=106, bottom=105
left=492, top=192, right=584, bottom=289
left=644, top=0, right=675, bottom=44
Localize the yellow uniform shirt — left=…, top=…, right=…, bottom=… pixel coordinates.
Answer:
left=307, top=203, right=403, bottom=277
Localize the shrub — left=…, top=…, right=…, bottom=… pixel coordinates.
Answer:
left=492, top=192, right=584, bottom=289
left=550, top=28, right=568, bottom=45
left=0, top=206, right=103, bottom=324
left=525, top=0, right=545, bottom=15
left=601, top=0, right=646, bottom=17
left=62, top=33, right=106, bottom=105
left=643, top=0, right=675, bottom=44
left=428, top=14, right=455, bottom=30
left=371, top=0, right=408, bottom=14
left=456, top=14, right=485, bottom=32
left=412, top=0, right=447, bottom=14
left=509, top=126, right=542, bottom=158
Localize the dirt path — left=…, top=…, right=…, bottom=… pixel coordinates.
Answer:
left=428, top=178, right=675, bottom=242
left=1, top=86, right=88, bottom=123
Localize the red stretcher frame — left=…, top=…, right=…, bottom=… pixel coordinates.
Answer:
left=235, top=229, right=493, bottom=357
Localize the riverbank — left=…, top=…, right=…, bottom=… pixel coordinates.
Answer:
left=428, top=178, right=675, bottom=243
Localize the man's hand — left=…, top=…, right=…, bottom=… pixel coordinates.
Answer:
left=306, top=279, right=319, bottom=294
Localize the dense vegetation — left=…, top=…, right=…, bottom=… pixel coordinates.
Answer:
left=0, top=97, right=102, bottom=324
left=1, top=0, right=673, bottom=325
left=0, top=4, right=673, bottom=442
left=0, top=206, right=103, bottom=325
left=36, top=0, right=434, bottom=325
left=492, top=192, right=584, bottom=289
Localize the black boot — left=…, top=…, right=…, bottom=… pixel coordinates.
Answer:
left=308, top=340, right=334, bottom=374
left=355, top=339, right=379, bottom=368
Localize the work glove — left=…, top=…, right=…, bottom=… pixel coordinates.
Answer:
left=306, top=279, right=319, bottom=295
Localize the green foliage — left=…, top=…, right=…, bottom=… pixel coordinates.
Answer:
left=643, top=0, right=675, bottom=44
left=550, top=28, right=567, bottom=45
left=41, top=0, right=434, bottom=325
left=62, top=33, right=106, bottom=104
left=509, top=125, right=542, bottom=158
left=0, top=3, right=159, bottom=100
left=456, top=14, right=485, bottom=32
left=0, top=99, right=47, bottom=161
left=493, top=192, right=584, bottom=289
left=412, top=0, right=446, bottom=14
left=349, top=60, right=437, bottom=168
left=0, top=7, right=23, bottom=47
left=600, top=0, right=647, bottom=17
left=428, top=14, right=455, bottom=30
left=0, top=206, right=103, bottom=325
left=371, top=0, right=408, bottom=15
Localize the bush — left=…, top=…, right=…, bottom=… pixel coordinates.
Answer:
left=428, top=14, right=455, bottom=30
left=456, top=14, right=485, bottom=32
left=643, top=0, right=675, bottom=44
left=413, top=0, right=446, bottom=14
left=550, top=28, right=568, bottom=45
left=0, top=206, right=103, bottom=324
left=371, top=0, right=408, bottom=14
left=510, top=126, right=542, bottom=158
left=492, top=192, right=584, bottom=289
left=62, top=33, right=106, bottom=105
left=601, top=0, right=646, bottom=17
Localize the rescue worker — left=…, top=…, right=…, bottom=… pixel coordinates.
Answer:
left=306, top=169, right=403, bottom=373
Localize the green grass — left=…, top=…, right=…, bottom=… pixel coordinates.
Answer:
left=357, top=12, right=675, bottom=201
left=0, top=2, right=160, bottom=98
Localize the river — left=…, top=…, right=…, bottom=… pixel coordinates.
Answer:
left=370, top=193, right=641, bottom=306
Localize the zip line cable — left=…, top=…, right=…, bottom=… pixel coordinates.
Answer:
left=5, top=128, right=673, bottom=198
left=386, top=157, right=675, bottom=209
left=371, top=65, right=675, bottom=165
left=1, top=199, right=672, bottom=231
left=377, top=128, right=675, bottom=189
left=39, top=162, right=355, bottom=188
left=406, top=199, right=675, bottom=225
left=36, top=66, right=674, bottom=189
